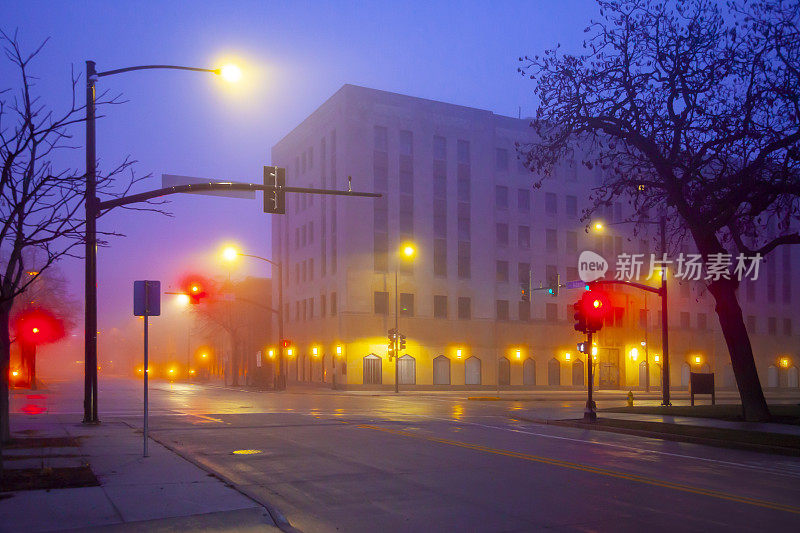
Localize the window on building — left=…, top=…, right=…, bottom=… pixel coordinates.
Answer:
left=308, top=297, right=314, bottom=319
left=295, top=228, right=300, bottom=249
left=400, top=293, right=415, bottom=317
left=496, top=223, right=509, bottom=246
left=566, top=195, right=577, bottom=218
left=518, top=301, right=530, bottom=322
left=496, top=148, right=509, bottom=171
left=374, top=291, right=389, bottom=315
left=434, top=295, right=447, bottom=319
left=783, top=318, right=792, bottom=336
left=295, top=263, right=300, bottom=284
left=302, top=299, right=307, bottom=321
left=546, top=264, right=558, bottom=285
left=458, top=296, right=471, bottom=319
left=308, top=258, right=314, bottom=281
left=458, top=242, right=471, bottom=279
left=458, top=177, right=470, bottom=202
left=330, top=292, right=337, bottom=316
left=374, top=213, right=388, bottom=272
left=680, top=312, right=690, bottom=329
left=518, top=188, right=530, bottom=211
left=566, top=231, right=577, bottom=253
left=768, top=316, right=777, bottom=335
left=518, top=262, right=530, bottom=284
left=496, top=260, right=509, bottom=283
left=546, top=303, right=558, bottom=322
left=566, top=267, right=578, bottom=283
left=321, top=294, right=327, bottom=318
left=308, top=222, right=314, bottom=244
left=518, top=226, right=530, bottom=248
left=546, top=229, right=558, bottom=252
left=302, top=225, right=307, bottom=247
left=302, top=260, right=307, bottom=282
left=433, top=135, right=446, bottom=160
left=295, top=301, right=300, bottom=321
left=458, top=215, right=471, bottom=241
left=495, top=185, right=509, bottom=209
left=545, top=192, right=557, bottom=215
left=457, top=139, right=470, bottom=163
left=434, top=238, right=447, bottom=277
left=697, top=312, right=707, bottom=330
left=433, top=199, right=447, bottom=238
left=496, top=300, right=509, bottom=320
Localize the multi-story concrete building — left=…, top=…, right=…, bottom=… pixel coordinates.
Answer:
left=271, top=84, right=800, bottom=391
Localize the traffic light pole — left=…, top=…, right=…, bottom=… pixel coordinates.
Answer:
left=584, top=331, right=597, bottom=422
left=394, top=268, right=399, bottom=394
left=659, top=215, right=671, bottom=406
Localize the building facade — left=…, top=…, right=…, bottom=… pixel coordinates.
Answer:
left=271, top=84, right=800, bottom=390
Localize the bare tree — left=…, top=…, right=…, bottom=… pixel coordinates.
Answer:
left=0, top=30, right=153, bottom=442
left=518, top=0, right=799, bottom=421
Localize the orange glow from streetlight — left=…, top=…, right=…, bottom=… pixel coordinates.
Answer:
left=176, top=294, right=190, bottom=306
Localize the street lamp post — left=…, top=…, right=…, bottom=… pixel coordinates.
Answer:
left=394, top=244, right=416, bottom=394
left=592, top=214, right=670, bottom=406
left=84, top=62, right=234, bottom=423
left=222, top=247, right=285, bottom=390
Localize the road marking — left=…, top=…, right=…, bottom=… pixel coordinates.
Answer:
left=356, top=423, right=800, bottom=515
left=182, top=412, right=224, bottom=423
left=422, top=415, right=800, bottom=480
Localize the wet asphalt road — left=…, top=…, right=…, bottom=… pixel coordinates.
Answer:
left=20, top=377, right=800, bottom=532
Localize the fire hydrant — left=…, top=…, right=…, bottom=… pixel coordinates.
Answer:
left=627, top=391, right=634, bottom=407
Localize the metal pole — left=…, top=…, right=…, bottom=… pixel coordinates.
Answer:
left=394, top=267, right=399, bottom=394
left=143, top=312, right=149, bottom=457
left=277, top=262, right=285, bottom=390
left=660, top=215, right=671, bottom=406
left=584, top=330, right=596, bottom=421
left=84, top=60, right=99, bottom=424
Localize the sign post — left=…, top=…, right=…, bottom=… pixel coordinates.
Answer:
left=134, top=280, right=160, bottom=457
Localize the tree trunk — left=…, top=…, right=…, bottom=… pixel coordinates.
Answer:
left=231, top=338, right=239, bottom=386
left=707, top=278, right=771, bottom=421
left=1, top=304, right=11, bottom=443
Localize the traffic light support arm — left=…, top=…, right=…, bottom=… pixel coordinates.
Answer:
left=588, top=279, right=663, bottom=296
left=97, top=183, right=381, bottom=212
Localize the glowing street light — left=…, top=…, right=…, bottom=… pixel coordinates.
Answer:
left=83, top=59, right=246, bottom=423
left=222, top=246, right=239, bottom=262
left=219, top=64, right=242, bottom=83
left=630, top=348, right=639, bottom=361
left=515, top=349, right=522, bottom=360
left=455, top=349, right=462, bottom=359
left=593, top=222, right=604, bottom=232
left=780, top=357, right=790, bottom=368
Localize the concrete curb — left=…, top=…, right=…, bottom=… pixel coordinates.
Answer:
left=65, top=507, right=279, bottom=532
left=143, top=431, right=301, bottom=533
left=513, top=415, right=800, bottom=456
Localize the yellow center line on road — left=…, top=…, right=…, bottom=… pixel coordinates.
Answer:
left=355, top=423, right=800, bottom=515
left=182, top=412, right=225, bottom=423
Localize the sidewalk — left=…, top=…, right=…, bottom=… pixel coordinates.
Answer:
left=1, top=410, right=280, bottom=532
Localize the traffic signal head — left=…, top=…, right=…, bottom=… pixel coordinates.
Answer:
left=179, top=274, right=211, bottom=304
left=573, top=301, right=587, bottom=333
left=520, top=283, right=530, bottom=302
left=547, top=280, right=559, bottom=297
left=281, top=339, right=291, bottom=348
left=581, top=289, right=611, bottom=332
left=399, top=334, right=406, bottom=350
left=263, top=166, right=286, bottom=214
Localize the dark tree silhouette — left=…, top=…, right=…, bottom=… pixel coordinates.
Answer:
left=518, top=0, right=799, bottom=421
left=0, top=30, right=152, bottom=443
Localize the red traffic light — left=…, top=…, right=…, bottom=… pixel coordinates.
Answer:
left=13, top=308, right=65, bottom=345
left=581, top=290, right=611, bottom=332
left=178, top=274, right=211, bottom=304
left=281, top=339, right=291, bottom=348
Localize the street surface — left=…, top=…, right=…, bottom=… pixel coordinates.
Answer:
left=13, top=377, right=800, bottom=532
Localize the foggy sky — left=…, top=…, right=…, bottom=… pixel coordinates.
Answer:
left=3, top=0, right=598, bottom=337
